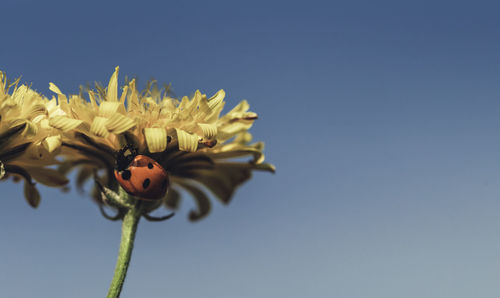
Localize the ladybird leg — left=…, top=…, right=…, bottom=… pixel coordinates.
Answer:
left=95, top=179, right=120, bottom=204
left=120, top=143, right=138, bottom=157
left=95, top=178, right=135, bottom=209
left=143, top=211, right=175, bottom=222
left=129, top=145, right=138, bottom=157
left=99, top=204, right=123, bottom=221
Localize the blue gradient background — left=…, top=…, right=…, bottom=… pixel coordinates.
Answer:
left=2, top=1, right=500, bottom=297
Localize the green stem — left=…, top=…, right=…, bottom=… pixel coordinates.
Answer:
left=107, top=204, right=142, bottom=298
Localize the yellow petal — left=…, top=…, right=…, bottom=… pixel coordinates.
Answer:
left=99, top=101, right=125, bottom=117
left=90, top=117, right=109, bottom=137
left=0, top=72, right=5, bottom=97
left=50, top=107, right=67, bottom=117
left=218, top=122, right=253, bottom=140
left=42, top=135, right=62, bottom=153
left=106, top=66, right=119, bottom=101
left=40, top=119, right=50, bottom=130
left=198, top=123, right=217, bottom=139
left=208, top=89, right=225, bottom=110
left=253, top=162, right=276, bottom=172
left=23, top=121, right=38, bottom=137
left=207, top=143, right=265, bottom=163
left=179, top=96, right=190, bottom=111
left=28, top=104, right=48, bottom=120
left=219, top=100, right=257, bottom=123
left=119, top=85, right=128, bottom=104
left=127, top=79, right=140, bottom=111
left=88, top=91, right=99, bottom=110
left=106, top=113, right=136, bottom=134
left=175, top=128, right=198, bottom=152
left=48, top=82, right=63, bottom=94
left=144, top=127, right=167, bottom=153
left=49, top=116, right=83, bottom=131
left=196, top=93, right=212, bottom=120
left=48, top=83, right=68, bottom=106
left=228, top=99, right=250, bottom=114
left=187, top=90, right=202, bottom=114
left=234, top=131, right=253, bottom=144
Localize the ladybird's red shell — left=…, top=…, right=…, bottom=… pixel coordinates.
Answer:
left=114, top=155, right=169, bottom=200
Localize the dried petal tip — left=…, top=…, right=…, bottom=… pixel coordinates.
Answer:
left=24, top=181, right=41, bottom=208
left=0, top=161, right=5, bottom=179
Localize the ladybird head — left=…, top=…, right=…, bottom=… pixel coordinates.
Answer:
left=115, top=144, right=138, bottom=172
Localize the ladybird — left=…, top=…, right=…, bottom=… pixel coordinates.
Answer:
left=114, top=145, right=169, bottom=200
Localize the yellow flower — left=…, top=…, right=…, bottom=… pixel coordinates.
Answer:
left=0, top=71, right=68, bottom=207
left=53, top=67, right=274, bottom=220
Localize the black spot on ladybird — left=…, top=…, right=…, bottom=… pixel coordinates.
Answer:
left=122, top=170, right=131, bottom=180
left=162, top=179, right=167, bottom=189
left=143, top=178, right=151, bottom=189
left=147, top=162, right=153, bottom=169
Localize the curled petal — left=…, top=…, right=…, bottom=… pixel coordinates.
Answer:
left=42, top=135, right=62, bottom=153
left=90, top=117, right=109, bottom=137
left=144, top=127, right=167, bottom=153
left=49, top=116, right=83, bottom=131
left=23, top=121, right=38, bottom=137
left=175, top=128, right=198, bottom=152
left=198, top=123, right=217, bottom=139
left=106, top=113, right=135, bottom=134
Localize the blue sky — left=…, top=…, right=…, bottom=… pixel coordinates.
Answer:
left=2, top=1, right=500, bottom=297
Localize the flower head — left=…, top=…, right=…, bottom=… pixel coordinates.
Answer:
left=52, top=67, right=274, bottom=220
